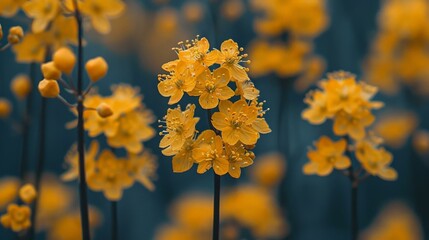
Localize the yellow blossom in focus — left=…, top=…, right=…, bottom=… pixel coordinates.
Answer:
left=189, top=67, right=234, bottom=109
left=355, top=140, right=397, bottom=181
left=0, top=98, right=12, bottom=118
left=177, top=37, right=220, bottom=74
left=0, top=204, right=31, bottom=232
left=158, top=61, right=197, bottom=104
left=211, top=100, right=259, bottom=145
left=217, top=39, right=249, bottom=82
left=159, top=104, right=199, bottom=153
left=250, top=153, right=286, bottom=188
left=360, top=202, right=423, bottom=240
left=303, top=136, right=351, bottom=176
left=19, top=184, right=37, bottom=204
left=192, top=130, right=229, bottom=175
left=0, top=177, right=19, bottom=210
left=375, top=112, right=418, bottom=148
left=225, top=143, right=254, bottom=178
left=11, top=74, right=32, bottom=99
left=23, top=0, right=60, bottom=33
left=87, top=149, right=134, bottom=201
left=79, top=0, right=126, bottom=34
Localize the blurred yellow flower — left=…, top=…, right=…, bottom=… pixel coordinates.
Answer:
left=62, top=140, right=99, bottom=181
left=360, top=202, right=423, bottom=240
left=13, top=32, right=51, bottom=63
left=170, top=194, right=213, bottom=233
left=0, top=204, right=31, bottom=232
left=413, top=130, right=429, bottom=155
left=23, top=0, right=60, bottom=33
left=250, top=153, right=286, bottom=188
left=303, top=136, right=351, bottom=176
left=126, top=151, right=158, bottom=191
left=0, top=177, right=19, bottom=210
left=375, top=112, right=418, bottom=148
left=0, top=98, right=12, bottom=118
left=19, top=184, right=37, bottom=204
left=87, top=149, right=134, bottom=201
left=11, top=74, right=32, bottom=100
left=0, top=0, right=26, bottom=17
left=79, top=0, right=126, bottom=34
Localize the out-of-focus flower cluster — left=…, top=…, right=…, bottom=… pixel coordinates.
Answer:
left=157, top=37, right=271, bottom=178
left=365, top=0, right=429, bottom=95
left=154, top=153, right=288, bottom=240
left=302, top=71, right=397, bottom=181
left=0, top=0, right=125, bottom=63
left=249, top=0, right=329, bottom=91
left=0, top=175, right=101, bottom=238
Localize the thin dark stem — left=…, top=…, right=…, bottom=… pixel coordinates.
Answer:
left=207, top=109, right=221, bottom=240
left=18, top=63, right=36, bottom=182
left=345, top=137, right=358, bottom=240
left=73, top=1, right=91, bottom=240
left=111, top=201, right=118, bottom=240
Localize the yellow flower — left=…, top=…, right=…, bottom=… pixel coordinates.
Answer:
left=155, top=226, right=201, bottom=240
left=0, top=204, right=31, bottom=232
left=79, top=0, right=126, bottom=34
left=13, top=32, right=51, bottom=63
left=211, top=100, right=259, bottom=145
left=217, top=39, right=249, bottom=82
left=250, top=153, right=286, bottom=188
left=301, top=90, right=333, bottom=124
left=225, top=143, right=254, bottom=178
left=159, top=104, right=199, bottom=153
left=48, top=15, right=78, bottom=49
left=126, top=151, right=158, bottom=191
left=375, top=112, right=418, bottom=148
left=53, top=47, right=76, bottom=74
left=86, top=57, right=108, bottom=82
left=178, top=37, right=220, bottom=74
left=189, top=67, right=234, bottom=109
left=167, top=138, right=197, bottom=173
left=333, top=109, right=375, bottom=140
left=19, top=184, right=37, bottom=204
left=303, top=136, right=351, bottom=176
left=47, top=207, right=101, bottom=240
left=106, top=110, right=155, bottom=153
left=87, top=149, right=134, bottom=201
left=0, top=98, right=12, bottom=118
left=0, top=0, right=26, bottom=17
left=170, top=194, right=213, bottom=232
left=192, top=130, right=229, bottom=175
left=361, top=202, right=423, bottom=240
left=62, top=140, right=99, bottom=181
left=355, top=140, right=397, bottom=181
left=413, top=130, right=429, bottom=155
left=23, top=0, right=60, bottom=33
left=38, top=79, right=60, bottom=98
left=7, top=26, right=24, bottom=44
left=0, top=177, right=19, bottom=210
left=158, top=61, right=197, bottom=104
left=11, top=74, right=32, bottom=99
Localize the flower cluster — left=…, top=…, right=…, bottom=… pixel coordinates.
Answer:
left=365, top=0, right=429, bottom=95
left=158, top=37, right=271, bottom=178
left=0, top=184, right=36, bottom=233
left=302, top=71, right=397, bottom=181
left=0, top=0, right=125, bottom=63
left=62, top=141, right=157, bottom=201
left=248, top=0, right=328, bottom=88
left=0, top=24, right=24, bottom=51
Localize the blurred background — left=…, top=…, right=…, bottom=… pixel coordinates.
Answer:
left=0, top=0, right=428, bottom=239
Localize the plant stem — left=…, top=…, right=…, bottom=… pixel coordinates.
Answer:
left=207, top=109, right=221, bottom=240
left=111, top=201, right=118, bottom=240
left=18, top=63, right=36, bottom=182
left=345, top=137, right=358, bottom=240
left=73, top=1, right=91, bottom=239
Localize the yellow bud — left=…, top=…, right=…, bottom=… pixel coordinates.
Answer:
left=19, top=184, right=37, bottom=204
left=41, top=61, right=62, bottom=80
left=53, top=48, right=76, bottom=74
left=38, top=79, right=60, bottom=98
left=11, top=75, right=32, bottom=99
left=0, top=215, right=11, bottom=228
left=96, top=103, right=113, bottom=118
left=85, top=57, right=108, bottom=82
left=7, top=26, right=24, bottom=44
left=0, top=98, right=12, bottom=118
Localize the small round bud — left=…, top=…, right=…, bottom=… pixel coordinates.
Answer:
left=38, top=79, right=60, bottom=98
left=7, top=26, right=24, bottom=44
left=41, top=61, right=62, bottom=80
left=85, top=57, right=108, bottom=82
left=96, top=103, right=113, bottom=118
left=0, top=99, right=12, bottom=118
left=53, top=48, right=76, bottom=74
left=11, top=75, right=32, bottom=99
left=19, top=184, right=37, bottom=204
